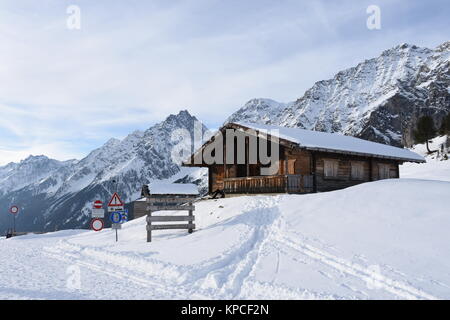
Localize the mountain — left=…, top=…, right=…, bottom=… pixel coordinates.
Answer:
left=0, top=110, right=207, bottom=233
left=0, top=156, right=76, bottom=196
left=227, top=41, right=450, bottom=147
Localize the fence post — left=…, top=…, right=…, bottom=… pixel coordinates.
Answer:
left=147, top=203, right=152, bottom=242
left=188, top=201, right=193, bottom=234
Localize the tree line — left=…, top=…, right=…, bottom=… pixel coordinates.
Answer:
left=414, top=113, right=450, bottom=153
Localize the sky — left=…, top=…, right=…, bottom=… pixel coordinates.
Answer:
left=0, top=0, right=448, bottom=165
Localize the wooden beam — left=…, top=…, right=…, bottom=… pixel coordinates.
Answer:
left=312, top=152, right=317, bottom=193
left=147, top=216, right=195, bottom=222
left=146, top=197, right=196, bottom=204
left=188, top=201, right=194, bottom=234
left=147, top=205, right=195, bottom=211
left=246, top=136, right=250, bottom=177
left=146, top=209, right=152, bottom=242
left=147, top=224, right=196, bottom=230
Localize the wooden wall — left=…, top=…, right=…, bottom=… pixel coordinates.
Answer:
left=313, top=152, right=399, bottom=192
left=211, top=165, right=225, bottom=192
left=206, top=145, right=400, bottom=194
left=133, top=200, right=147, bottom=219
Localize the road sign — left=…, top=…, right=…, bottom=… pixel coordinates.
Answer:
left=9, top=206, right=19, bottom=215
left=108, top=192, right=124, bottom=207
left=108, top=206, right=123, bottom=212
left=93, top=200, right=103, bottom=209
left=110, top=212, right=122, bottom=224
left=91, top=208, right=105, bottom=218
left=90, top=218, right=104, bottom=231
left=121, top=211, right=128, bottom=223
left=111, top=223, right=121, bottom=230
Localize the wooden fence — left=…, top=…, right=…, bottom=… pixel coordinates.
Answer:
left=223, top=174, right=313, bottom=194
left=145, top=194, right=196, bottom=242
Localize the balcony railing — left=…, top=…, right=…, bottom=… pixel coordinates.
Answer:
left=223, top=174, right=313, bottom=194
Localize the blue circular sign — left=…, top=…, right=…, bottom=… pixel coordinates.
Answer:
left=110, top=212, right=122, bottom=223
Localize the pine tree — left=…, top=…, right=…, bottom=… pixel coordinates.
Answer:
left=439, top=113, right=450, bottom=136
left=414, top=116, right=437, bottom=153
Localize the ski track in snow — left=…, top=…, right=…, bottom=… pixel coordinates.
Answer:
left=31, top=195, right=437, bottom=300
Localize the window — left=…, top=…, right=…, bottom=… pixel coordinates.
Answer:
left=324, top=159, right=339, bottom=178
left=378, top=164, right=390, bottom=179
left=351, top=162, right=364, bottom=180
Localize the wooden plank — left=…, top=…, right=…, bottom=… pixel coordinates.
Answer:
left=147, top=195, right=197, bottom=199
left=146, top=209, right=152, bottom=242
left=147, top=205, right=195, bottom=211
left=147, top=223, right=195, bottom=231
left=147, top=215, right=195, bottom=222
left=146, top=197, right=196, bottom=204
left=147, top=201, right=195, bottom=207
left=188, top=205, right=194, bottom=234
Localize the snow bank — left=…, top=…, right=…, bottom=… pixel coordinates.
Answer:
left=400, top=135, right=450, bottom=182
left=148, top=182, right=199, bottom=195
left=2, top=179, right=450, bottom=299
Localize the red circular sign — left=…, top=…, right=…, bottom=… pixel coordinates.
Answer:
left=9, top=206, right=19, bottom=215
left=93, top=200, right=103, bottom=209
left=90, top=218, right=104, bottom=231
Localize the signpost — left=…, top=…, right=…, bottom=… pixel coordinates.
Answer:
left=89, top=197, right=127, bottom=239
left=90, top=218, right=104, bottom=232
left=90, top=200, right=105, bottom=230
left=91, top=209, right=105, bottom=218
left=93, top=200, right=103, bottom=209
left=107, top=193, right=126, bottom=242
left=145, top=194, right=197, bottom=242
left=110, top=211, right=122, bottom=224
left=108, top=192, right=124, bottom=212
left=9, top=205, right=19, bottom=234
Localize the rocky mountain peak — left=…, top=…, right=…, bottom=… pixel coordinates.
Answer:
left=227, top=40, right=450, bottom=147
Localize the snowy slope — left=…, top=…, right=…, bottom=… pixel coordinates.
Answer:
left=400, top=135, right=450, bottom=181
left=1, top=179, right=449, bottom=299
left=227, top=41, right=450, bottom=147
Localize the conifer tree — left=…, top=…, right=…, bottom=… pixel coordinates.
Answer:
left=414, top=116, right=437, bottom=153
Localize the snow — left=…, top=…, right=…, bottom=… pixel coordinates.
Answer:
left=149, top=182, right=199, bottom=195
left=400, top=135, right=450, bottom=182
left=2, top=178, right=450, bottom=299
left=401, top=160, right=450, bottom=182
left=233, top=122, right=425, bottom=162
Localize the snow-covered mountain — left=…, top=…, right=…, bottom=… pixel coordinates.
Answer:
left=0, top=110, right=207, bottom=233
left=227, top=41, right=450, bottom=147
left=0, top=156, right=76, bottom=196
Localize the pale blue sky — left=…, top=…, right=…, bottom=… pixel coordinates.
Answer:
left=0, top=0, right=448, bottom=164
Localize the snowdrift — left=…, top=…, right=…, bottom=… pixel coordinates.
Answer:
left=2, top=179, right=450, bottom=299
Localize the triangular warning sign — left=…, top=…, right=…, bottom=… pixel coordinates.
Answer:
left=108, top=192, right=124, bottom=207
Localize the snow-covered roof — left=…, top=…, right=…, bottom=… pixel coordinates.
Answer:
left=232, top=122, right=425, bottom=163
left=148, top=182, right=199, bottom=195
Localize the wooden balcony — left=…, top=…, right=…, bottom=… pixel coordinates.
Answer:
left=223, top=174, right=313, bottom=194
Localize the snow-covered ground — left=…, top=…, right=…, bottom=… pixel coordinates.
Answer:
left=1, top=178, right=450, bottom=300
left=400, top=135, right=450, bottom=182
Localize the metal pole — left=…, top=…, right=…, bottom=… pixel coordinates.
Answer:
left=115, top=229, right=118, bottom=242
left=13, top=215, right=16, bottom=234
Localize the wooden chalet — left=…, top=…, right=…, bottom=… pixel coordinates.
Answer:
left=183, top=122, right=425, bottom=195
